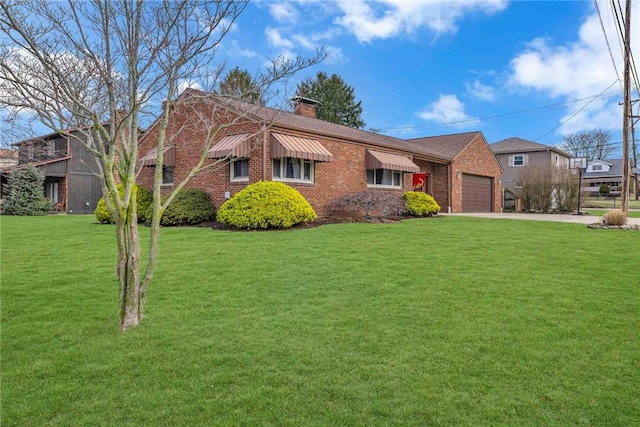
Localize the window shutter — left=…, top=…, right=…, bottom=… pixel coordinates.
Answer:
left=524, top=154, right=529, bottom=166
left=509, top=155, right=514, bottom=167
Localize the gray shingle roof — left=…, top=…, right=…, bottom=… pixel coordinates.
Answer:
left=584, top=159, right=637, bottom=178
left=490, top=137, right=570, bottom=157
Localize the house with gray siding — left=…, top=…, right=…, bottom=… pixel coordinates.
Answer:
left=490, top=137, right=572, bottom=192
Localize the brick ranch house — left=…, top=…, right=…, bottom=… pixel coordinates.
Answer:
left=137, top=89, right=502, bottom=216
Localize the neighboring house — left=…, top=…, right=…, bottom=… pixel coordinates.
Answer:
left=582, top=159, right=637, bottom=196
left=490, top=137, right=572, bottom=194
left=136, top=90, right=502, bottom=215
left=0, top=149, right=18, bottom=168
left=1, top=129, right=104, bottom=213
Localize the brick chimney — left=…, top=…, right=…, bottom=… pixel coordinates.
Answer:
left=291, top=96, right=320, bottom=118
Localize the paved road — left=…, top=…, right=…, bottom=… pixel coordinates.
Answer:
left=448, top=212, right=640, bottom=225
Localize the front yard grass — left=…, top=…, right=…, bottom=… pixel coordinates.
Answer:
left=584, top=209, right=640, bottom=218
left=583, top=196, right=640, bottom=209
left=2, top=215, right=639, bottom=426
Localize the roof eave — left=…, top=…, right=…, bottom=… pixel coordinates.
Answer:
left=270, top=123, right=451, bottom=164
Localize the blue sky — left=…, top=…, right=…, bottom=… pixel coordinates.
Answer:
left=209, top=0, right=640, bottom=157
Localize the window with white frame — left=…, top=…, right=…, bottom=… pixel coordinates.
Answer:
left=272, top=157, right=314, bottom=183
left=367, top=169, right=402, bottom=188
left=512, top=154, right=525, bottom=166
left=47, top=141, right=55, bottom=156
left=162, top=166, right=174, bottom=185
left=592, top=164, right=602, bottom=171
left=514, top=181, right=524, bottom=189
left=27, top=144, right=33, bottom=160
left=231, top=158, right=249, bottom=181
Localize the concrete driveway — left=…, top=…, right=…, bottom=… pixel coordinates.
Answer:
left=448, top=212, right=640, bottom=225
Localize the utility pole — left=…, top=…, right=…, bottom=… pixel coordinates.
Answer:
left=621, top=0, right=631, bottom=213
left=631, top=100, right=639, bottom=200
left=633, top=106, right=638, bottom=200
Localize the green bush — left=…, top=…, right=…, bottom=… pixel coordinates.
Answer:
left=94, top=184, right=152, bottom=224
left=403, top=191, right=441, bottom=217
left=149, top=188, right=215, bottom=226
left=217, top=181, right=317, bottom=229
left=599, top=184, right=610, bottom=197
left=1, top=166, right=52, bottom=215
left=136, top=186, right=153, bottom=224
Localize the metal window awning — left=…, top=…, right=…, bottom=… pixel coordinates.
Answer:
left=366, top=149, right=420, bottom=173
left=271, top=133, right=334, bottom=162
left=140, top=145, right=175, bottom=167
left=208, top=133, right=253, bottom=159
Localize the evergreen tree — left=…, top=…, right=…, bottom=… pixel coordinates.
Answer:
left=1, top=165, right=51, bottom=215
left=216, top=67, right=265, bottom=105
left=295, top=72, right=365, bottom=129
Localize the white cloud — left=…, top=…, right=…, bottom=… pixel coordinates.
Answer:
left=325, top=46, right=346, bottom=65
left=227, top=40, right=259, bottom=59
left=506, top=3, right=639, bottom=135
left=465, top=79, right=497, bottom=101
left=292, top=34, right=316, bottom=50
left=177, top=79, right=202, bottom=94
left=418, top=94, right=478, bottom=126
left=268, top=3, right=297, bottom=23
left=335, top=0, right=508, bottom=43
left=265, top=27, right=294, bottom=50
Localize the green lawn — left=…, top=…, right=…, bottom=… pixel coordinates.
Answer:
left=583, top=196, right=640, bottom=209
left=2, top=215, right=639, bottom=426
left=584, top=209, right=640, bottom=218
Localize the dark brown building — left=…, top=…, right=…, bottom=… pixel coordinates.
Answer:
left=2, top=128, right=104, bottom=214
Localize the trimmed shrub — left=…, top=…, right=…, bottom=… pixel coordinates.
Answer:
left=602, top=209, right=627, bottom=226
left=599, top=184, right=610, bottom=197
left=217, top=181, right=316, bottom=229
left=151, top=188, right=215, bottom=226
left=1, top=166, right=52, bottom=215
left=136, top=186, right=153, bottom=224
left=403, top=191, right=440, bottom=217
left=327, top=190, right=404, bottom=218
left=94, top=184, right=152, bottom=224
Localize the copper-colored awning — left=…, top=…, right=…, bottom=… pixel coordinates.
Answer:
left=271, top=133, right=334, bottom=162
left=140, top=145, right=175, bottom=167
left=366, top=150, right=420, bottom=173
left=208, top=133, right=253, bottom=159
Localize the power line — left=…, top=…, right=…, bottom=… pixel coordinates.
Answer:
left=595, top=0, right=623, bottom=90
left=377, top=90, right=621, bottom=133
left=612, top=0, right=640, bottom=96
left=534, top=80, right=619, bottom=141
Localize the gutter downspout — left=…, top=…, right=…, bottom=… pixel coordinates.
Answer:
left=65, top=137, right=70, bottom=213
left=447, top=163, right=452, bottom=214
left=262, top=123, right=267, bottom=181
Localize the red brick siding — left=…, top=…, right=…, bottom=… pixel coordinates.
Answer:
left=450, top=135, right=502, bottom=213
left=413, top=159, right=450, bottom=211
left=137, top=98, right=498, bottom=217
left=137, top=100, right=264, bottom=210
left=268, top=131, right=428, bottom=217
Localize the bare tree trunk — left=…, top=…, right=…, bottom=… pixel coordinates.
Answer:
left=116, top=192, right=141, bottom=331
left=1, top=0, right=325, bottom=331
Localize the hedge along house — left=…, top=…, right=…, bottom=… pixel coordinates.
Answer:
left=1, top=128, right=105, bottom=213
left=136, top=89, right=502, bottom=216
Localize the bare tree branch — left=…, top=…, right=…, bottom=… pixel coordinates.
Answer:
left=0, top=0, right=325, bottom=330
